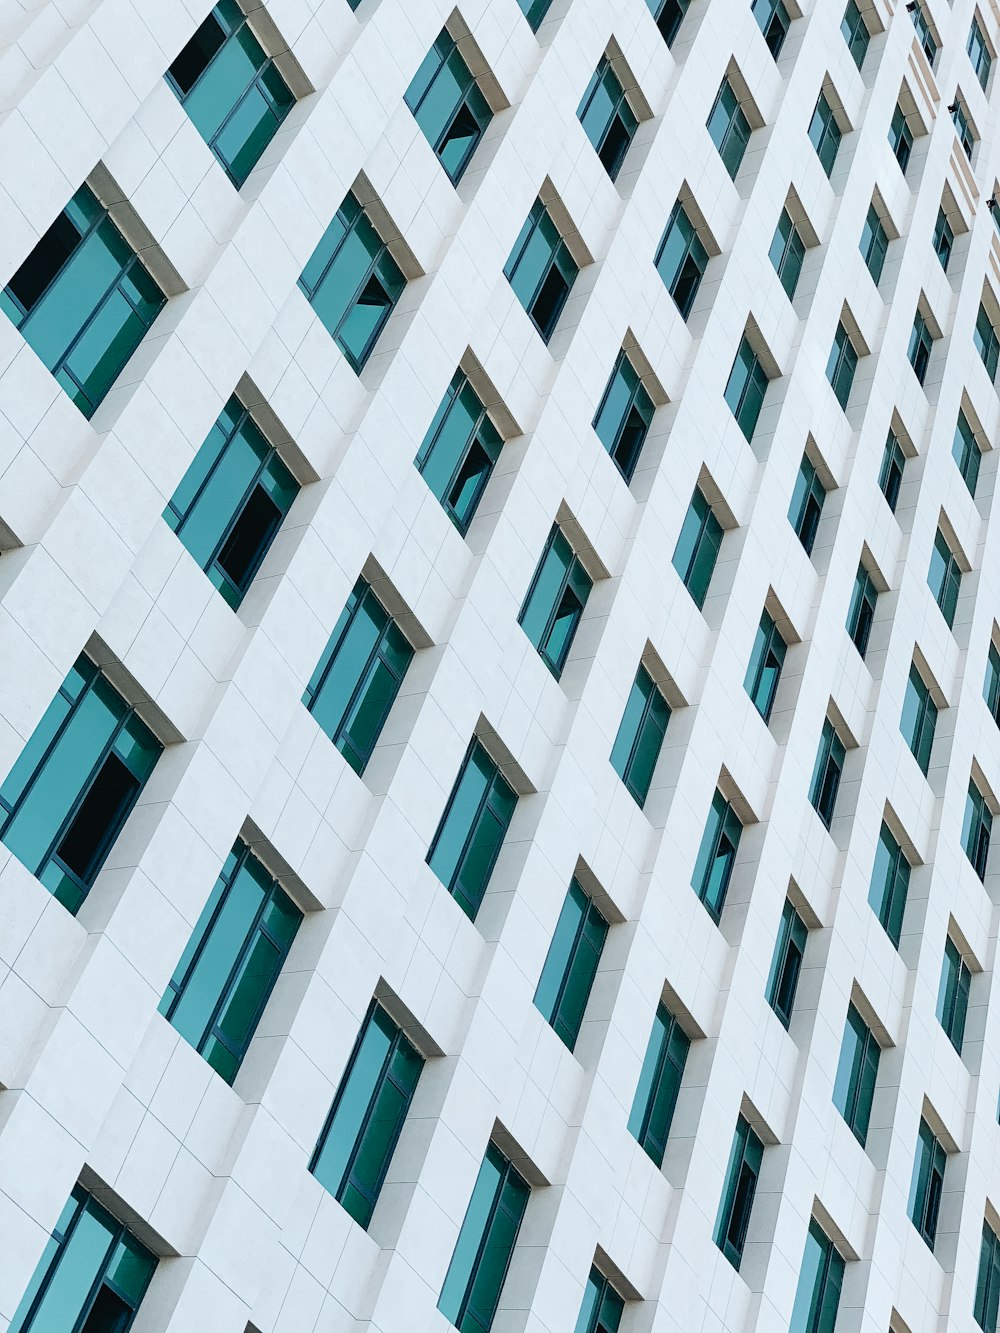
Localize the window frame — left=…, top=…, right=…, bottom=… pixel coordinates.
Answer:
left=933, top=208, right=954, bottom=271
left=672, top=486, right=724, bottom=610
left=840, top=0, right=871, bottom=68
left=724, top=335, right=771, bottom=441
left=846, top=563, right=878, bottom=659
left=808, top=92, right=843, bottom=178
left=769, top=207, right=807, bottom=299
left=901, top=661, right=938, bottom=776
left=789, top=1219, right=846, bottom=1333
left=692, top=789, right=743, bottom=922
left=809, top=717, right=846, bottom=830
left=714, top=1114, right=765, bottom=1269
left=860, top=203, right=889, bottom=285
left=610, top=664, right=671, bottom=807
left=592, top=350, right=655, bottom=483
left=969, top=16, right=993, bottom=90
left=889, top=104, right=914, bottom=172
left=577, top=57, right=639, bottom=181
left=744, top=608, right=787, bottom=723
left=518, top=525, right=594, bottom=679
left=937, top=934, right=972, bottom=1054
left=789, top=454, right=827, bottom=555
left=751, top=0, right=791, bottom=57
left=928, top=528, right=961, bottom=629
left=533, top=878, right=609, bottom=1052
left=826, top=321, right=859, bottom=409
left=404, top=29, right=493, bottom=185
left=766, top=897, right=808, bottom=1028
left=627, top=1002, right=691, bottom=1166
left=908, top=309, right=933, bottom=385
left=868, top=821, right=911, bottom=948
left=963, top=780, right=993, bottom=881
left=707, top=78, right=753, bottom=180
left=832, top=1001, right=880, bottom=1146
left=504, top=199, right=580, bottom=344
left=908, top=1117, right=947, bottom=1251
left=415, top=370, right=504, bottom=534
left=655, top=200, right=710, bottom=321
left=575, top=1267, right=625, bottom=1333
left=879, top=432, right=906, bottom=513
left=976, top=302, right=1000, bottom=379
left=953, top=409, right=983, bottom=497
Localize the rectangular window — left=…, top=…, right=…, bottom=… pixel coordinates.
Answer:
left=976, top=1221, right=1000, bottom=1333
left=976, top=302, right=1000, bottom=378
left=714, top=1114, right=765, bottom=1269
left=789, top=453, right=826, bottom=555
left=574, top=1268, right=624, bottom=1333
left=627, top=1003, right=691, bottom=1166
left=166, top=0, right=294, bottom=189
left=298, top=191, right=406, bottom=373
left=985, top=643, right=1000, bottom=727
left=505, top=199, right=580, bottom=344
left=578, top=58, right=639, bottom=181
left=416, top=371, right=503, bottom=534
left=518, top=526, right=593, bottom=678
left=809, top=718, right=845, bottom=830
left=969, top=17, right=993, bottom=90
left=908, top=310, right=933, bottom=385
left=0, top=654, right=162, bottom=915
left=808, top=92, right=842, bottom=178
left=303, top=578, right=415, bottom=775
left=518, top=0, right=553, bottom=30
left=724, top=335, right=770, bottom=441
left=933, top=208, right=954, bottom=271
left=927, top=528, right=961, bottom=629
left=826, top=321, right=858, bottom=409
left=405, top=29, right=492, bottom=184
left=769, top=207, right=806, bottom=299
left=646, top=0, right=690, bottom=46
left=707, top=79, right=752, bottom=180
left=909, top=3, right=938, bottom=64
left=692, top=789, right=743, bottom=922
left=937, top=936, right=971, bottom=1053
left=656, top=200, right=710, bottom=321
left=789, top=1220, right=846, bottom=1333
left=310, top=1001, right=424, bottom=1229
left=964, top=780, right=993, bottom=881
left=860, top=204, right=889, bottom=285
left=0, top=184, right=166, bottom=419
left=868, top=821, right=910, bottom=948
left=841, top=0, right=870, bottom=68
left=672, top=487, right=723, bottom=610
left=953, top=410, right=983, bottom=498
left=752, top=0, right=791, bottom=57
left=879, top=432, right=906, bottom=513
left=832, top=1002, right=880, bottom=1146
left=534, top=878, right=609, bottom=1051
left=610, top=665, right=671, bottom=807
left=159, top=839, right=302, bottom=1084
left=908, top=1118, right=946, bottom=1250
left=889, top=104, right=913, bottom=171
left=9, top=1185, right=157, bottom=1333
left=766, top=898, right=808, bottom=1028
left=952, top=101, right=975, bottom=159
left=901, top=663, right=937, bottom=776
left=427, top=739, right=517, bottom=920
left=438, top=1143, right=530, bottom=1333
left=846, top=564, right=878, bottom=659
left=592, top=350, right=654, bottom=483
left=744, top=609, right=787, bottom=723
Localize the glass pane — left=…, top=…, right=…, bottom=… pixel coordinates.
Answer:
left=215, top=84, right=282, bottom=185
left=313, top=1008, right=394, bottom=1198
left=438, top=1148, right=505, bottom=1323
left=452, top=805, right=506, bottom=919
left=310, top=592, right=387, bottom=743
left=520, top=533, right=571, bottom=650
left=428, top=745, right=494, bottom=891
left=23, top=1205, right=117, bottom=1333
left=213, top=928, right=281, bottom=1053
left=337, top=654, right=406, bottom=773
left=534, top=882, right=587, bottom=1023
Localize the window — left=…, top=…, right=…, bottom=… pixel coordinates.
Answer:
left=976, top=1221, right=1000, bottom=1333
left=672, top=487, right=723, bottom=610
left=9, top=1185, right=156, bottom=1333
left=869, top=822, right=910, bottom=948
left=888, top=105, right=913, bottom=171
left=846, top=564, right=878, bottom=659
left=841, top=0, right=871, bottom=68
left=752, top=0, right=791, bottom=57
left=826, top=322, right=858, bottom=409
left=766, top=898, right=808, bottom=1027
left=789, top=1220, right=846, bottom=1333
left=159, top=839, right=302, bottom=1084
left=517, top=0, right=552, bottom=30
left=976, top=302, right=1000, bottom=379
left=809, top=718, right=845, bottom=829
left=901, top=663, right=937, bottom=776
left=0, top=654, right=162, bottom=915
left=310, top=1001, right=424, bottom=1229
left=833, top=1002, right=880, bottom=1146
left=427, top=740, right=517, bottom=920
left=574, top=1268, right=624, bottom=1333
left=908, top=1118, right=946, bottom=1250
left=907, top=311, right=933, bottom=386
left=969, top=17, right=993, bottom=90
left=909, top=3, right=937, bottom=65
left=611, top=665, right=671, bottom=807
left=769, top=207, right=806, bottom=299
left=879, top=432, right=906, bottom=513
left=628, top=1003, right=690, bottom=1166
left=927, top=528, right=961, bottom=629
left=985, top=643, right=1000, bottom=726
left=715, top=1114, right=765, bottom=1269
left=166, top=0, right=293, bottom=188
left=724, top=336, right=771, bottom=441
left=952, top=100, right=975, bottom=159
left=593, top=351, right=655, bottom=482
left=416, top=371, right=503, bottom=533
left=656, top=200, right=710, bottom=321
left=964, top=780, right=993, bottom=881
left=937, top=935, right=971, bottom=1053
left=406, top=30, right=492, bottom=185
left=578, top=58, right=639, bottom=181
left=953, top=410, right=982, bottom=497
left=933, top=208, right=954, bottom=271
left=303, top=578, right=414, bottom=775
left=519, top=525, right=593, bottom=678
left=534, top=878, right=609, bottom=1050
left=438, top=1143, right=530, bottom=1333
left=164, top=395, right=298, bottom=609
left=0, top=184, right=166, bottom=419
left=808, top=92, right=842, bottom=178
left=505, top=199, right=579, bottom=343
left=707, top=79, right=752, bottom=180
left=298, top=191, right=406, bottom=373
left=745, top=609, right=787, bottom=723
left=646, top=0, right=690, bottom=47
left=692, top=789, right=743, bottom=921
left=859, top=204, right=889, bottom=285
left=789, top=454, right=826, bottom=555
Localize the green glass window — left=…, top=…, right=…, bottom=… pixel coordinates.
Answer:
left=627, top=1002, right=690, bottom=1166
left=0, top=184, right=166, bottom=419
left=928, top=528, right=961, bottom=629
left=869, top=822, right=910, bottom=948
left=725, top=335, right=770, bottom=441
left=985, top=643, right=1000, bottom=727
left=518, top=526, right=593, bottom=678
left=953, top=410, right=982, bottom=497
left=518, top=0, right=553, bottom=31
left=933, top=209, right=954, bottom=271
left=832, top=1002, right=880, bottom=1146
left=578, top=58, right=639, bottom=181
left=826, top=321, right=858, bottom=409
left=9, top=1184, right=157, bottom=1333
left=692, top=789, right=743, bottom=922
left=707, top=79, right=752, bottom=181
left=969, top=18, right=993, bottom=90
left=789, top=1219, right=845, bottom=1333
left=976, top=1221, right=1000, bottom=1333
left=909, top=4, right=938, bottom=64
left=610, top=665, right=671, bottom=807
left=908, top=1118, right=946, bottom=1250
left=937, top=935, right=971, bottom=1053
left=879, top=431, right=905, bottom=513
left=901, top=662, right=937, bottom=776
left=908, top=310, right=933, bottom=385
left=656, top=200, right=710, bottom=321
left=769, top=208, right=806, bottom=299
left=889, top=105, right=913, bottom=171
left=752, top=0, right=791, bottom=57
left=405, top=30, right=492, bottom=185
left=438, top=1143, right=530, bottom=1333
left=592, top=351, right=654, bottom=483
left=505, top=199, right=579, bottom=343
left=846, top=564, right=877, bottom=659
left=303, top=578, right=415, bottom=775
left=714, top=1114, right=765, bottom=1269
left=766, top=898, right=808, bottom=1028
left=166, top=1, right=294, bottom=189
left=298, top=191, right=406, bottom=373
left=0, top=654, right=162, bottom=915
left=159, top=839, right=302, bottom=1084
left=646, top=0, right=690, bottom=46
left=574, top=1267, right=624, bottom=1333
left=860, top=204, right=889, bottom=285
left=964, top=780, right=993, bottom=881
left=310, top=1001, right=424, bottom=1229
left=672, top=487, right=723, bottom=610
left=808, top=93, right=842, bottom=178
left=841, top=0, right=870, bottom=68
left=809, top=718, right=845, bottom=830
left=416, top=371, right=503, bottom=534
left=427, top=739, right=517, bottom=920
left=534, top=878, right=609, bottom=1051
left=976, top=302, right=1000, bottom=379
left=789, top=454, right=826, bottom=555
left=745, top=609, right=786, bottom=723
left=164, top=395, right=298, bottom=609
left=953, top=101, right=975, bottom=159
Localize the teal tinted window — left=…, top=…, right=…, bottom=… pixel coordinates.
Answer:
left=0, top=184, right=165, bottom=419
left=310, top=1001, right=424, bottom=1228
left=646, top=0, right=690, bottom=46
left=976, top=302, right=1000, bottom=378
left=766, top=898, right=808, bottom=1028
left=879, top=431, right=905, bottom=513
left=164, top=395, right=298, bottom=608
left=656, top=201, right=709, bottom=320
left=846, top=564, right=877, bottom=659
left=908, top=1118, right=946, bottom=1250
left=769, top=208, right=806, bottom=299
left=692, top=789, right=743, bottom=922
left=901, top=662, right=937, bottom=776
left=969, top=18, right=993, bottom=90
left=504, top=199, right=579, bottom=343
left=910, top=3, right=938, bottom=63
left=405, top=29, right=492, bottom=184
left=976, top=1222, right=1000, bottom=1333
left=672, top=487, right=723, bottom=610
left=933, top=209, right=954, bottom=271
left=416, top=370, right=503, bottom=534
left=298, top=191, right=406, bottom=373
left=438, top=1143, right=530, bottom=1333
left=808, top=93, right=842, bottom=177
left=859, top=204, right=889, bottom=284
left=826, top=322, right=858, bottom=409
left=745, top=609, right=786, bottom=723
left=592, top=350, right=654, bottom=482
left=534, top=878, right=609, bottom=1051
left=0, top=654, right=162, bottom=915
left=927, top=527, right=961, bottom=629
left=937, top=935, right=971, bottom=1054
left=610, top=665, right=671, bottom=807
left=578, top=58, right=638, bottom=181
left=627, top=1002, right=690, bottom=1166
left=714, top=1114, right=765, bottom=1269
left=707, top=79, right=752, bottom=180
left=840, top=0, right=870, bottom=67
left=832, top=1002, right=880, bottom=1146
left=304, top=578, right=414, bottom=775
left=868, top=822, right=910, bottom=948
left=908, top=310, right=933, bottom=386
left=725, top=336, right=770, bottom=441
left=809, top=718, right=845, bottom=830
left=789, top=454, right=826, bottom=555
left=159, top=839, right=302, bottom=1084
left=889, top=105, right=914, bottom=170
left=427, top=739, right=517, bottom=920
left=985, top=643, right=1000, bottom=727
left=752, top=0, right=791, bottom=57
left=518, top=0, right=553, bottom=31
left=963, top=780, right=993, bottom=881
left=10, top=1185, right=157, bottom=1333
left=953, top=100, right=975, bottom=159
left=166, top=1, right=294, bottom=188
left=518, top=526, right=593, bottom=678
left=574, top=1267, right=624, bottom=1333
left=953, top=410, right=982, bottom=497
left=789, top=1220, right=845, bottom=1333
